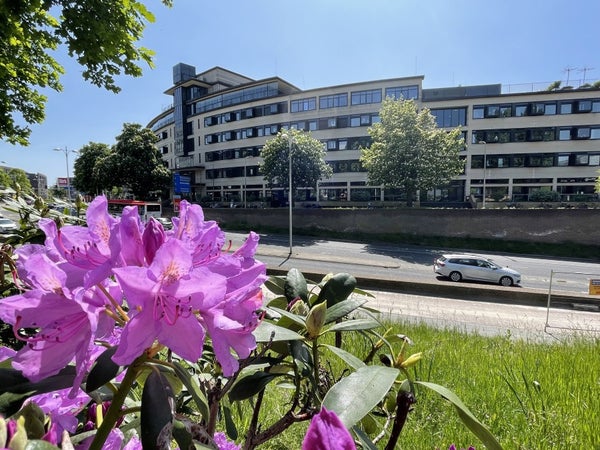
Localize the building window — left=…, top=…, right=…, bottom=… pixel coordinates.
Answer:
left=573, top=127, right=591, bottom=139
left=326, top=140, right=337, bottom=150
left=558, top=128, right=571, bottom=140
left=472, top=106, right=484, bottom=119
left=351, top=89, right=382, bottom=105
left=385, top=85, right=419, bottom=100
left=559, top=102, right=572, bottom=114
left=557, top=154, right=569, bottom=166
left=591, top=128, right=600, bottom=139
left=593, top=101, right=600, bottom=113
left=514, top=105, right=527, bottom=117
left=308, top=120, right=317, bottom=131
left=573, top=154, right=589, bottom=165
left=431, top=108, right=467, bottom=127
left=319, top=93, right=348, bottom=109
left=339, top=140, right=348, bottom=150
left=291, top=97, right=316, bottom=113
left=350, top=116, right=361, bottom=127
left=327, top=118, right=337, bottom=128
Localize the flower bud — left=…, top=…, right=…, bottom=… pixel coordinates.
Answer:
left=400, top=352, right=422, bottom=369
left=305, top=302, right=327, bottom=339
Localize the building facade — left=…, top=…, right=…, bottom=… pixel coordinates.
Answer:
left=147, top=63, right=600, bottom=207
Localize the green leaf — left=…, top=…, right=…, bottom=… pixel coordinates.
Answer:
left=85, top=347, right=120, bottom=393
left=289, top=340, right=313, bottom=377
left=323, top=366, right=399, bottom=428
left=268, top=307, right=307, bottom=329
left=223, top=405, right=238, bottom=440
left=316, top=273, right=357, bottom=307
left=253, top=321, right=304, bottom=342
left=264, top=275, right=286, bottom=295
left=0, top=367, right=76, bottom=417
left=322, top=344, right=365, bottom=370
left=284, top=268, right=308, bottom=302
left=352, top=426, right=379, bottom=450
left=172, top=362, right=210, bottom=423
left=324, top=297, right=369, bottom=324
left=326, top=319, right=380, bottom=332
left=416, top=381, right=503, bottom=450
left=141, top=369, right=174, bottom=449
left=172, top=419, right=193, bottom=450
left=228, top=371, right=279, bottom=402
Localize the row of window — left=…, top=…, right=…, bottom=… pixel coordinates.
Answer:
left=472, top=125, right=600, bottom=144
left=203, top=114, right=380, bottom=145
left=290, top=85, right=419, bottom=113
left=203, top=102, right=286, bottom=127
left=191, top=81, right=281, bottom=115
left=323, top=137, right=371, bottom=151
left=473, top=98, right=600, bottom=119
left=470, top=152, right=600, bottom=169
left=205, top=147, right=262, bottom=162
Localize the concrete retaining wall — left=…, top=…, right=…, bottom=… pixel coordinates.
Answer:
left=203, top=207, right=600, bottom=246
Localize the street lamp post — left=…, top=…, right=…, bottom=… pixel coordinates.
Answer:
left=281, top=133, right=294, bottom=256
left=54, top=146, right=72, bottom=203
left=478, top=141, right=487, bottom=208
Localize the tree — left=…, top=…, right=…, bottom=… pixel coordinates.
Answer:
left=360, top=98, right=465, bottom=207
left=260, top=129, right=333, bottom=203
left=73, top=142, right=112, bottom=196
left=0, top=0, right=172, bottom=146
left=5, top=168, right=33, bottom=196
left=100, top=123, right=171, bottom=199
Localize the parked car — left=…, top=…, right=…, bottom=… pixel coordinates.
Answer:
left=156, top=217, right=173, bottom=230
left=433, top=254, right=521, bottom=287
left=0, top=218, right=18, bottom=234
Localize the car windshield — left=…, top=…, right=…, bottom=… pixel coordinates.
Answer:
left=0, top=219, right=13, bottom=225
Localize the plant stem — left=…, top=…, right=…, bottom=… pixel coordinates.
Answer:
left=88, top=357, right=143, bottom=450
left=384, top=390, right=416, bottom=450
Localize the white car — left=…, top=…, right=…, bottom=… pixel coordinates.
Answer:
left=0, top=218, right=18, bottom=234
left=434, top=254, right=521, bottom=287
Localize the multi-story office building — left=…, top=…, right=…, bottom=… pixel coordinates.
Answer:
left=148, top=63, right=599, bottom=206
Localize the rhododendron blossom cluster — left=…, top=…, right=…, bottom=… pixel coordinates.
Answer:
left=0, top=196, right=267, bottom=394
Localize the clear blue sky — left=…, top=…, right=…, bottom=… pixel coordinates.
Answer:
left=2, top=0, right=598, bottom=185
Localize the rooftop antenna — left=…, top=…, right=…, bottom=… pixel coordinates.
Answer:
left=564, top=67, right=577, bottom=86
left=579, top=67, right=594, bottom=85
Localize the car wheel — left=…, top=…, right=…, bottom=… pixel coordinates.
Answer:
left=499, top=276, right=513, bottom=287
left=449, top=271, right=462, bottom=282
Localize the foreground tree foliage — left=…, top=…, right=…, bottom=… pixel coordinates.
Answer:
left=260, top=129, right=333, bottom=203
left=72, top=142, right=111, bottom=196
left=361, top=98, right=465, bottom=206
left=0, top=0, right=172, bottom=146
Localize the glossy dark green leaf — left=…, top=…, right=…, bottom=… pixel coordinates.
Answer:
left=289, top=340, right=313, bottom=377
left=0, top=366, right=76, bottom=417
left=323, top=366, right=399, bottom=428
left=322, top=344, right=365, bottom=370
left=264, top=275, right=286, bottom=295
left=141, top=369, right=174, bottom=449
left=268, top=307, right=307, bottom=329
left=172, top=419, right=193, bottom=450
left=284, top=268, right=308, bottom=302
left=416, top=381, right=503, bottom=450
left=326, top=318, right=380, bottom=332
left=228, top=371, right=279, bottom=402
left=253, top=321, right=304, bottom=342
left=324, top=297, right=369, bottom=324
left=316, top=273, right=357, bottom=307
left=85, top=347, right=120, bottom=393
left=223, top=405, right=238, bottom=440
left=172, top=362, right=210, bottom=423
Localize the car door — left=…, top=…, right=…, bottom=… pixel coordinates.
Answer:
left=470, top=259, right=496, bottom=282
left=457, top=258, right=480, bottom=280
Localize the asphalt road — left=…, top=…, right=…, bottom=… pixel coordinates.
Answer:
left=225, top=231, right=600, bottom=295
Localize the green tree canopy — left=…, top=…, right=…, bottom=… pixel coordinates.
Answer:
left=99, top=123, right=171, bottom=199
left=72, top=142, right=112, bottom=196
left=0, top=0, right=172, bottom=146
left=7, top=168, right=33, bottom=195
left=260, top=129, right=333, bottom=201
left=360, top=98, right=465, bottom=206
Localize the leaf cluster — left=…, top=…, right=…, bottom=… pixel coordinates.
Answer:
left=0, top=0, right=172, bottom=146
left=361, top=98, right=465, bottom=205
left=260, top=129, right=333, bottom=192
left=72, top=123, right=171, bottom=199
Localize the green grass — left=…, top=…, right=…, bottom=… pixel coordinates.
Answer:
left=246, top=321, right=600, bottom=449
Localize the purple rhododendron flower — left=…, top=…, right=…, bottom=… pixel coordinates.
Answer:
left=213, top=432, right=241, bottom=450
left=302, top=407, right=356, bottom=450
left=0, top=195, right=266, bottom=400
left=27, top=387, right=91, bottom=435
